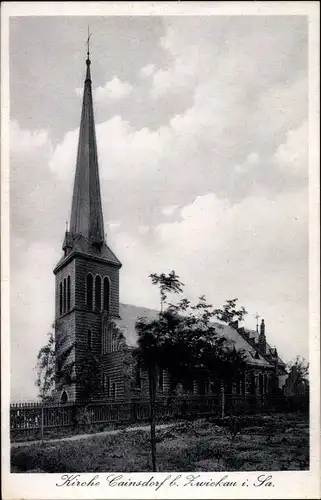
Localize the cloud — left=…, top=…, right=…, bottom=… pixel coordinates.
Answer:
left=138, top=225, right=149, bottom=235
left=48, top=128, right=78, bottom=180
left=139, top=64, right=155, bottom=78
left=11, top=240, right=59, bottom=400
left=114, top=189, right=308, bottom=362
left=161, top=205, right=178, bottom=216
left=10, top=120, right=50, bottom=153
left=151, top=17, right=307, bottom=100
left=48, top=18, right=308, bottom=223
left=247, top=152, right=259, bottom=165
left=235, top=152, right=260, bottom=174
left=273, top=121, right=308, bottom=179
left=49, top=61, right=308, bottom=233
left=94, top=76, right=133, bottom=103
left=108, top=221, right=121, bottom=229
left=10, top=120, right=60, bottom=242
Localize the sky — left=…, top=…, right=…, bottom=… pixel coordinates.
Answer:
left=9, top=15, right=309, bottom=401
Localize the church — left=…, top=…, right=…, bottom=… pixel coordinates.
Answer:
left=53, top=51, right=287, bottom=404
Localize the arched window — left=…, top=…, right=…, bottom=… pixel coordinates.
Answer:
left=242, top=372, right=246, bottom=395
left=259, top=373, right=264, bottom=395
left=103, top=375, right=110, bottom=397
left=269, top=374, right=277, bottom=394
left=135, top=366, right=142, bottom=389
left=264, top=374, right=268, bottom=394
left=63, top=278, right=67, bottom=313
left=107, top=323, right=112, bottom=353
left=56, top=357, right=62, bottom=375
left=95, top=275, right=102, bottom=311
left=87, top=330, right=92, bottom=351
left=61, top=390, right=68, bottom=403
left=103, top=277, right=110, bottom=312
left=59, top=282, right=63, bottom=316
left=67, top=275, right=71, bottom=311
left=250, top=373, right=256, bottom=394
left=86, top=274, right=93, bottom=309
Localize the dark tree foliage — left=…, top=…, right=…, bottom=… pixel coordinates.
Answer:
left=135, top=294, right=247, bottom=393
left=134, top=271, right=248, bottom=471
left=36, top=330, right=56, bottom=402
left=36, top=324, right=75, bottom=402
left=287, top=356, right=309, bottom=385
left=149, top=270, right=184, bottom=312
left=76, top=355, right=102, bottom=400
left=213, top=298, right=248, bottom=325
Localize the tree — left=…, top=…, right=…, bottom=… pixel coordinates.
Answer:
left=287, top=356, right=309, bottom=382
left=36, top=324, right=75, bottom=402
left=135, top=272, right=247, bottom=470
left=285, top=357, right=309, bottom=411
left=136, top=271, right=184, bottom=471
left=35, top=330, right=56, bottom=402
left=286, top=356, right=309, bottom=398
left=149, top=270, right=184, bottom=312
left=213, top=298, right=247, bottom=325
left=35, top=322, right=103, bottom=402
left=76, top=355, right=102, bottom=400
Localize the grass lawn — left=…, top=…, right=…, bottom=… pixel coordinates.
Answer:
left=11, top=412, right=309, bottom=473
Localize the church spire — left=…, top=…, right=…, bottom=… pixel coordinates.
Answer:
left=69, top=37, right=105, bottom=247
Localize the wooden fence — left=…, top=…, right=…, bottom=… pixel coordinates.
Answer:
left=10, top=395, right=221, bottom=441
left=10, top=394, right=306, bottom=442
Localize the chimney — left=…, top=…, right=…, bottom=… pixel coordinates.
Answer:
left=258, top=319, right=266, bottom=355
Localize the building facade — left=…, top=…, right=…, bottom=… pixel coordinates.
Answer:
left=53, top=53, right=287, bottom=403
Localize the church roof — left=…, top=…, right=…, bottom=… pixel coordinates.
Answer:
left=54, top=234, right=121, bottom=272
left=69, top=54, right=105, bottom=246
left=243, top=328, right=286, bottom=367
left=115, top=303, right=277, bottom=369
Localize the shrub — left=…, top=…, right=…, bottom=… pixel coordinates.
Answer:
left=190, top=440, right=215, bottom=461
left=224, top=452, right=246, bottom=470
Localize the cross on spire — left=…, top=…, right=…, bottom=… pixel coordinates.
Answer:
left=86, top=26, right=92, bottom=61
left=255, top=312, right=260, bottom=332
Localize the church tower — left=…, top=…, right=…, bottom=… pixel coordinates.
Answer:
left=53, top=48, right=122, bottom=402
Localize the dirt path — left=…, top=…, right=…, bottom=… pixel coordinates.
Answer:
left=11, top=422, right=177, bottom=449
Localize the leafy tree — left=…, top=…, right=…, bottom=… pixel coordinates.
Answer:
left=36, top=323, right=74, bottom=402
left=135, top=272, right=247, bottom=470
left=35, top=321, right=104, bottom=402
left=213, top=298, right=247, bottom=325
left=78, top=354, right=104, bottom=400
left=285, top=357, right=309, bottom=410
left=35, top=330, right=56, bottom=402
left=134, top=271, right=183, bottom=471
left=149, top=270, right=184, bottom=312
left=287, top=356, right=309, bottom=381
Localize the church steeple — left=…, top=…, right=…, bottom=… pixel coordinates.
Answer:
left=69, top=45, right=105, bottom=247
left=53, top=36, right=121, bottom=403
